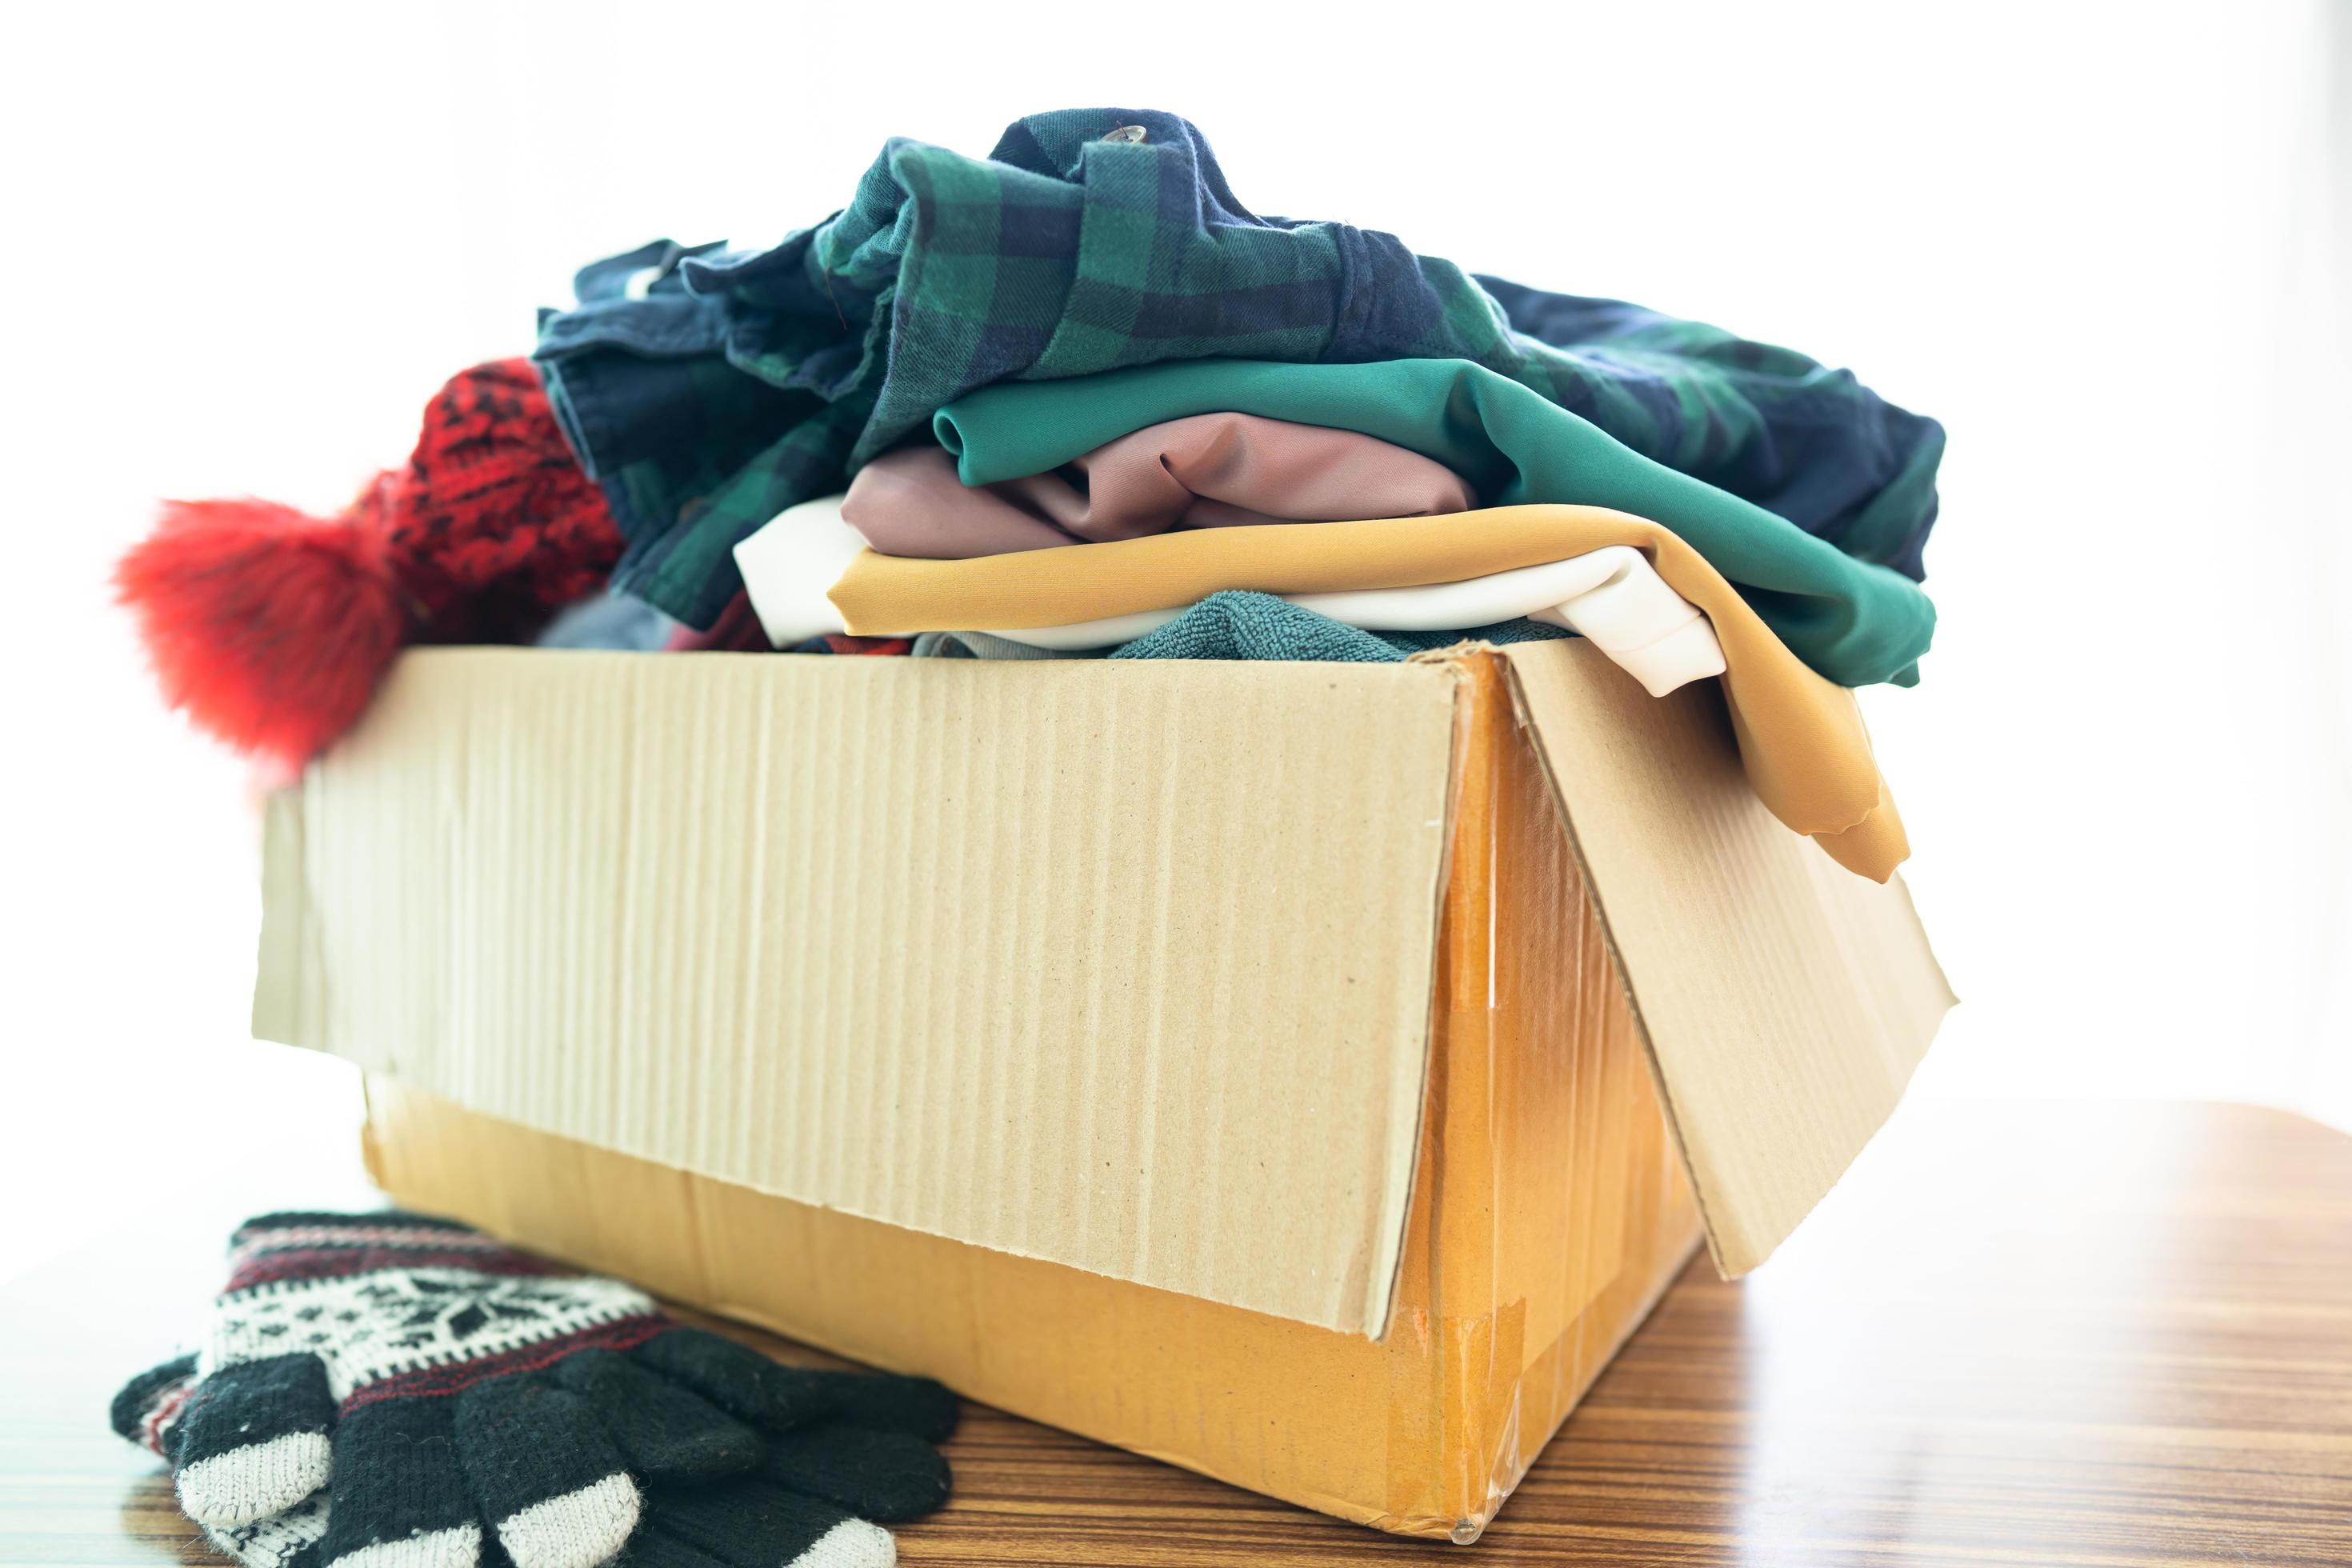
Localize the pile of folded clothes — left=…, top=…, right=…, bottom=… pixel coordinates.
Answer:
left=118, top=106, right=1942, bottom=879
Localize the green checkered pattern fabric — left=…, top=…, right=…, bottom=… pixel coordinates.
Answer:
left=535, top=108, right=1942, bottom=642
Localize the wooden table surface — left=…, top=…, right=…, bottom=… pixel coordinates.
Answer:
left=6, top=1098, right=2350, bottom=1566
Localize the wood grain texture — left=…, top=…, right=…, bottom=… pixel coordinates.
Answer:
left=4, top=1099, right=2348, bottom=1566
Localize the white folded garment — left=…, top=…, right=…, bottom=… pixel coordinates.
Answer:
left=732, top=494, right=875, bottom=648
left=734, top=494, right=1729, bottom=698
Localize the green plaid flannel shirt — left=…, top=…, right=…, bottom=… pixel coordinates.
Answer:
left=535, top=108, right=1941, bottom=650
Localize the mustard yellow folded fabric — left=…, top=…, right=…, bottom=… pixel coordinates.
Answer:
left=830, top=504, right=1906, bottom=880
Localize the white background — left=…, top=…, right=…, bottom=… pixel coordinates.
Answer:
left=2, top=2, right=2346, bottom=1281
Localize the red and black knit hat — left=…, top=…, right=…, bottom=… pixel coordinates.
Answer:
left=115, top=359, right=622, bottom=770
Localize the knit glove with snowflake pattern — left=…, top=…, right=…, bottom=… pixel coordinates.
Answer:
left=111, top=1212, right=956, bottom=1568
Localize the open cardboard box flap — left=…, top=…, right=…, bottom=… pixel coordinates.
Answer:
left=254, top=642, right=1950, bottom=1338
left=1492, top=641, right=1954, bottom=1275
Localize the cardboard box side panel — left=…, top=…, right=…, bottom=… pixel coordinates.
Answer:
left=1486, top=658, right=1657, bottom=1388
left=1498, top=641, right=1954, bottom=1276
left=278, top=650, right=1466, bottom=1334
left=1425, top=655, right=1705, bottom=1528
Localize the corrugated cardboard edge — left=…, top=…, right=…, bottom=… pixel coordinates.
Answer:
left=1485, top=639, right=1955, bottom=1278
left=253, top=789, right=322, bottom=1050
left=1379, top=656, right=1475, bottom=1336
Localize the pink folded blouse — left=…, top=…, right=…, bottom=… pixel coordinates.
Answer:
left=842, top=414, right=1477, bottom=559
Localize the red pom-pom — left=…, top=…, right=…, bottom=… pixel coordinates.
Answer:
left=114, top=495, right=411, bottom=768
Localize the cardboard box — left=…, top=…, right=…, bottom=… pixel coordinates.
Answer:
left=252, top=638, right=1950, bottom=1540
